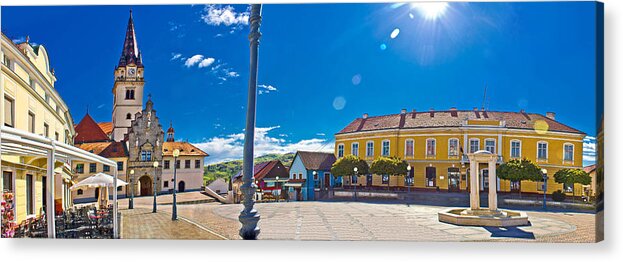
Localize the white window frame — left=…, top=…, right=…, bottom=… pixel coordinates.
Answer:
left=337, top=143, right=344, bottom=158
left=425, top=138, right=436, bottom=157
left=405, top=139, right=415, bottom=157
left=563, top=143, right=574, bottom=162
left=537, top=141, right=548, bottom=160
left=381, top=140, right=391, bottom=156
left=484, top=138, right=496, bottom=154
left=366, top=141, right=374, bottom=157
left=510, top=140, right=522, bottom=159
left=469, top=138, right=480, bottom=153
left=351, top=142, right=359, bottom=157
left=448, top=138, right=459, bottom=157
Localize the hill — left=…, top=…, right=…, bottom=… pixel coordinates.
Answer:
left=203, top=153, right=295, bottom=185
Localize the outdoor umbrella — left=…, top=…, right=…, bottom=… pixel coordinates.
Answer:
left=70, top=172, right=128, bottom=208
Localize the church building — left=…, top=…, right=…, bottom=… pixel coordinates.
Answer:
left=71, top=10, right=208, bottom=203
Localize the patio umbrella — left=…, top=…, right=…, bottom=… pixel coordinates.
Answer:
left=70, top=173, right=128, bottom=208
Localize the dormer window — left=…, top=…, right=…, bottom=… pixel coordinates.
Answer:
left=126, top=113, right=132, bottom=119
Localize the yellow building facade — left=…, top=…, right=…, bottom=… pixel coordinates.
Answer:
left=1, top=33, right=75, bottom=223
left=335, top=109, right=586, bottom=196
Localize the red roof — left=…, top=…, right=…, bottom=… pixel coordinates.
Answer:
left=233, top=160, right=289, bottom=181
left=337, top=110, right=584, bottom=135
left=98, top=122, right=113, bottom=136
left=583, top=164, right=597, bottom=174
left=74, top=113, right=110, bottom=144
left=77, top=141, right=128, bottom=158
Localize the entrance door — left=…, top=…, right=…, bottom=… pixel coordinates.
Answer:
left=366, top=174, right=373, bottom=187
left=448, top=167, right=460, bottom=192
left=178, top=181, right=186, bottom=192
left=324, top=174, right=330, bottom=189
left=480, top=169, right=489, bottom=191
left=139, top=176, right=153, bottom=196
left=295, top=187, right=302, bottom=201
left=510, top=181, right=521, bottom=193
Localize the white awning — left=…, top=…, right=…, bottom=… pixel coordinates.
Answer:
left=70, top=172, right=128, bottom=190
left=1, top=126, right=120, bottom=239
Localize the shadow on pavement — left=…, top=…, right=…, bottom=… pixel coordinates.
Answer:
left=482, top=225, right=536, bottom=239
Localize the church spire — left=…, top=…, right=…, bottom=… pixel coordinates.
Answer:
left=118, top=9, right=143, bottom=68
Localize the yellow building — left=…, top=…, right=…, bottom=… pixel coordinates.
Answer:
left=334, top=108, right=586, bottom=196
left=1, top=33, right=75, bottom=223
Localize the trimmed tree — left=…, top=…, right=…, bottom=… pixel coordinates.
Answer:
left=553, top=168, right=592, bottom=203
left=496, top=158, right=542, bottom=198
left=331, top=155, right=369, bottom=187
left=370, top=157, right=408, bottom=191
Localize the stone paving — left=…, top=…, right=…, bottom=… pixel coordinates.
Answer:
left=119, top=192, right=595, bottom=242
left=120, top=208, right=225, bottom=240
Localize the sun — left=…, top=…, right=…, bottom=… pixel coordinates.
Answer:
left=410, top=2, right=449, bottom=21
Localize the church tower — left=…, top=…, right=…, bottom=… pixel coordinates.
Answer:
left=166, top=121, right=175, bottom=142
left=112, top=10, right=145, bottom=141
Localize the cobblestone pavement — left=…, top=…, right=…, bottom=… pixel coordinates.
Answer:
left=199, top=201, right=594, bottom=242
left=120, top=208, right=226, bottom=240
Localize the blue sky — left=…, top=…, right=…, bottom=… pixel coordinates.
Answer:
left=1, top=2, right=599, bottom=165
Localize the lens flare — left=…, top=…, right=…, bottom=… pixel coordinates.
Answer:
left=410, top=2, right=449, bottom=21
left=533, top=120, right=550, bottom=135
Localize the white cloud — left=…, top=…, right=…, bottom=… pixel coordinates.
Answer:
left=258, top=84, right=278, bottom=95
left=198, top=57, right=216, bottom=68
left=316, top=133, right=326, bottom=136
left=193, top=126, right=333, bottom=164
left=582, top=136, right=597, bottom=166
left=184, top=54, right=204, bottom=67
left=201, top=5, right=250, bottom=27
left=171, top=53, right=182, bottom=60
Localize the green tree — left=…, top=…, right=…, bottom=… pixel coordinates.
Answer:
left=553, top=168, right=592, bottom=202
left=331, top=155, right=369, bottom=186
left=370, top=157, right=408, bottom=191
left=496, top=158, right=542, bottom=198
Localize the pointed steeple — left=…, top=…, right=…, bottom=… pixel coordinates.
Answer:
left=118, top=9, right=143, bottom=68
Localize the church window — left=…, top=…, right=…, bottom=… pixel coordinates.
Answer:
left=126, top=113, right=132, bottom=120
left=140, top=150, right=152, bottom=161
left=185, top=160, right=191, bottom=169
left=125, top=89, right=135, bottom=100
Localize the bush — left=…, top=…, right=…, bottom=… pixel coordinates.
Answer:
left=552, top=190, right=566, bottom=202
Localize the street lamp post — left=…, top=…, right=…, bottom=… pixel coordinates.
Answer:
left=275, top=176, right=280, bottom=202
left=353, top=167, right=358, bottom=200
left=152, top=160, right=159, bottom=213
left=407, top=165, right=412, bottom=194
left=129, top=169, right=134, bottom=209
left=542, top=168, right=548, bottom=210
left=172, top=149, right=180, bottom=220
left=238, top=3, right=263, bottom=240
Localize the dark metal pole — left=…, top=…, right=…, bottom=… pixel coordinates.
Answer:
left=172, top=156, right=178, bottom=220
left=239, top=3, right=262, bottom=240
left=543, top=175, right=547, bottom=210
left=129, top=170, right=134, bottom=209
left=153, top=165, right=157, bottom=213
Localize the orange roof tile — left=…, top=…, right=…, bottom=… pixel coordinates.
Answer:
left=98, top=122, right=113, bottom=135
left=162, top=142, right=209, bottom=157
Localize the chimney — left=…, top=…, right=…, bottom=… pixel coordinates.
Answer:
left=520, top=109, right=525, bottom=113
left=411, top=109, right=416, bottom=118
left=546, top=112, right=556, bottom=120
left=450, top=107, right=457, bottom=111
left=429, top=108, right=435, bottom=117
left=473, top=107, right=478, bottom=111
left=362, top=113, right=368, bottom=119
left=400, top=109, right=407, bottom=114
left=449, top=107, right=458, bottom=117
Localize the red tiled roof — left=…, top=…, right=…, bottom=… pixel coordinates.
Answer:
left=295, top=151, right=336, bottom=171
left=77, top=141, right=128, bottom=158
left=337, top=110, right=584, bottom=135
left=74, top=113, right=110, bottom=144
left=162, top=142, right=209, bottom=157
left=233, top=160, right=289, bottom=181
left=583, top=164, right=597, bottom=174
left=98, top=122, right=113, bottom=135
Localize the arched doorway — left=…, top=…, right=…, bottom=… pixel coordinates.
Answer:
left=139, top=175, right=153, bottom=196
left=178, top=181, right=186, bottom=192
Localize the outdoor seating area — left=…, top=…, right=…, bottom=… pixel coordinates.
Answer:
left=10, top=205, right=117, bottom=239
